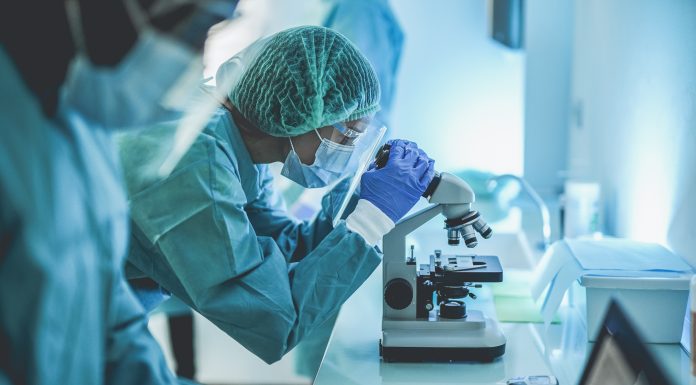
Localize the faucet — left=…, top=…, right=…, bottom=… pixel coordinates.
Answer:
left=487, top=174, right=551, bottom=251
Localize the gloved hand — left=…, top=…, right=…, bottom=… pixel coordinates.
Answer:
left=360, top=140, right=435, bottom=223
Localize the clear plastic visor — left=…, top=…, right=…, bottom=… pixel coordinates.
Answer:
left=328, top=117, right=373, bottom=146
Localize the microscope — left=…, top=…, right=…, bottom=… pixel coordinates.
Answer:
left=375, top=145, right=506, bottom=362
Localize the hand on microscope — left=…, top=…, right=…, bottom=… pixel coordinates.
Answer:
left=360, top=139, right=435, bottom=224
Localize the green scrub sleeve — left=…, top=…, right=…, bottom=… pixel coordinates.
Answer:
left=244, top=168, right=358, bottom=263
left=127, top=137, right=381, bottom=364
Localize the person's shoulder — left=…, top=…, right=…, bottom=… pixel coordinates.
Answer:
left=117, top=110, right=237, bottom=194
left=201, top=107, right=245, bottom=169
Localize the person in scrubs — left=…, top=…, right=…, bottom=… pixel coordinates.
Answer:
left=119, top=26, right=435, bottom=364
left=324, top=0, right=404, bottom=128
left=0, top=1, right=238, bottom=383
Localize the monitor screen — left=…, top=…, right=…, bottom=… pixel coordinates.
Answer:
left=579, top=301, right=673, bottom=385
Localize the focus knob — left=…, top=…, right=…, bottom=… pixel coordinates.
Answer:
left=384, top=278, right=413, bottom=310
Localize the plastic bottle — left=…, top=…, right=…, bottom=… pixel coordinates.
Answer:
left=563, top=181, right=601, bottom=238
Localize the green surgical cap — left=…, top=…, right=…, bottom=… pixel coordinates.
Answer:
left=222, top=26, right=381, bottom=137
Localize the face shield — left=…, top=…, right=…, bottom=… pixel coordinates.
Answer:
left=312, top=117, right=378, bottom=175
left=329, top=117, right=372, bottom=146
left=331, top=121, right=387, bottom=227
left=341, top=119, right=387, bottom=177
left=280, top=118, right=385, bottom=190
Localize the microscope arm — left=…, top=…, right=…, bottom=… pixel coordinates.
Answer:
left=384, top=172, right=475, bottom=251
left=383, top=171, right=492, bottom=264
left=384, top=204, right=442, bottom=265
left=384, top=172, right=481, bottom=262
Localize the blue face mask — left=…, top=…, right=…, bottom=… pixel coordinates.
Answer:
left=281, top=130, right=354, bottom=188
left=62, top=0, right=202, bottom=130
left=62, top=32, right=200, bottom=129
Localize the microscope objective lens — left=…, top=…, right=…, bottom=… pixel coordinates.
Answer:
left=473, top=219, right=493, bottom=239
left=447, top=228, right=460, bottom=245
left=461, top=225, right=477, bottom=248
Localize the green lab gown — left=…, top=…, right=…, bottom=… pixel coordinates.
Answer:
left=119, top=106, right=381, bottom=364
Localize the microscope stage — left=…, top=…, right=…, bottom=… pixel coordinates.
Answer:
left=425, top=255, right=503, bottom=284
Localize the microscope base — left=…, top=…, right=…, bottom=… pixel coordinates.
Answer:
left=380, top=311, right=506, bottom=362
left=380, top=343, right=505, bottom=362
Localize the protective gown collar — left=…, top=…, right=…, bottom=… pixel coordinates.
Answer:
left=221, top=108, right=264, bottom=201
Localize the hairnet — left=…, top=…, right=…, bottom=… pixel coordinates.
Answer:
left=217, top=26, right=381, bottom=137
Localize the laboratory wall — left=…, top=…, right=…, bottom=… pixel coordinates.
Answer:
left=389, top=0, right=525, bottom=175
left=203, top=0, right=526, bottom=176
left=567, top=0, right=696, bottom=262
left=523, top=0, right=574, bottom=197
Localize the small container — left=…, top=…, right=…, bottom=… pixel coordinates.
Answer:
left=572, top=274, right=691, bottom=343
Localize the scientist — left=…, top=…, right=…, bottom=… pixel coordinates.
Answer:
left=119, top=26, right=434, bottom=364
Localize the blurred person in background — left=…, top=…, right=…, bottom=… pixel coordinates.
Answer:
left=324, top=0, right=403, bottom=129
left=0, top=0, right=238, bottom=383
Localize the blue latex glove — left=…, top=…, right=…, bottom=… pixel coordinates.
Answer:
left=360, top=140, right=435, bottom=223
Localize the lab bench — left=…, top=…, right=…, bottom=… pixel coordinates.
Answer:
left=313, top=264, right=690, bottom=385
left=313, top=202, right=690, bottom=385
